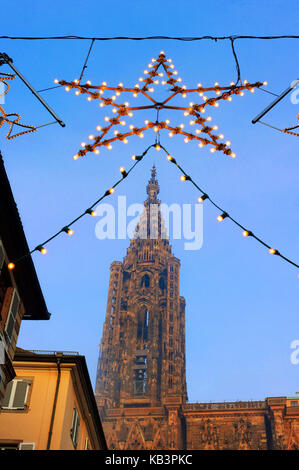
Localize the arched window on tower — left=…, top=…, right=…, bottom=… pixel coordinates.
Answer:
left=140, top=274, right=150, bottom=288
left=137, top=307, right=149, bottom=341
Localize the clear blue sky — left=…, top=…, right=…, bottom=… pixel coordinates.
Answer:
left=1, top=0, right=299, bottom=402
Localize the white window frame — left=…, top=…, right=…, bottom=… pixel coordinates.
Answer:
left=2, top=379, right=30, bottom=410
left=70, top=406, right=80, bottom=449
left=19, top=442, right=35, bottom=450
left=4, top=289, right=20, bottom=343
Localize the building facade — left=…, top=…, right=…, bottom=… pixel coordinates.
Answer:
left=0, top=151, right=50, bottom=404
left=0, top=349, right=107, bottom=450
left=95, top=167, right=299, bottom=450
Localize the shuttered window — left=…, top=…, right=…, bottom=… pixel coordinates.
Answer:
left=5, top=289, right=20, bottom=342
left=19, top=443, right=35, bottom=450
left=1, top=379, right=30, bottom=409
left=71, top=406, right=80, bottom=449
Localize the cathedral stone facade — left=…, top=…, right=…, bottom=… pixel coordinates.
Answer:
left=95, top=167, right=299, bottom=450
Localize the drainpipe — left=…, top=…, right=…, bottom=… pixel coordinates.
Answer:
left=46, top=353, right=62, bottom=450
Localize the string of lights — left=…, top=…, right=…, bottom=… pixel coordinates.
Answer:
left=156, top=144, right=299, bottom=270
left=6, top=145, right=154, bottom=270
left=57, top=51, right=265, bottom=160
left=0, top=72, right=37, bottom=139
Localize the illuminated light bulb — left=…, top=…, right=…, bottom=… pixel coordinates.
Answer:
left=139, top=133, right=144, bottom=138
left=116, top=91, right=121, bottom=96
left=182, top=93, right=187, bottom=98
left=180, top=175, right=190, bottom=182
left=114, top=130, right=119, bottom=135
left=144, top=70, right=148, bottom=74
left=159, top=72, right=164, bottom=77
left=169, top=132, right=173, bottom=137
left=104, top=116, right=109, bottom=121
left=65, top=86, right=70, bottom=91
left=201, top=108, right=206, bottom=113
left=111, top=96, right=116, bottom=101
left=161, top=81, right=167, bottom=85
left=118, top=82, right=123, bottom=87
left=217, top=212, right=228, bottom=222
left=160, top=51, right=165, bottom=55
left=189, top=102, right=194, bottom=107
left=263, top=81, right=268, bottom=86
left=100, top=102, right=105, bottom=107
left=184, top=137, right=189, bottom=143
left=96, top=125, right=102, bottom=131
left=73, top=154, right=79, bottom=160
left=54, top=78, right=59, bottom=84
left=94, top=149, right=100, bottom=154
left=177, top=78, right=182, bottom=82
left=109, top=188, right=115, bottom=194
left=219, top=134, right=224, bottom=139
left=167, top=155, right=173, bottom=161
left=225, top=141, right=231, bottom=146
left=8, top=262, right=15, bottom=270
left=250, top=88, right=255, bottom=93
left=230, top=152, right=236, bottom=159
left=213, top=125, right=218, bottom=130
left=269, top=248, right=277, bottom=255
left=154, top=80, right=159, bottom=85
left=37, top=246, right=47, bottom=254
left=214, top=82, right=219, bottom=87
left=112, top=108, right=117, bottom=113
left=242, top=230, right=251, bottom=237
left=128, top=112, right=133, bottom=117
left=133, top=92, right=138, bottom=97
left=195, top=129, right=202, bottom=134
left=198, top=142, right=204, bottom=148
left=120, top=121, right=126, bottom=126
left=132, top=155, right=136, bottom=160
left=214, top=102, right=219, bottom=107
left=139, top=77, right=143, bottom=82
left=179, top=124, right=184, bottom=129
left=63, top=227, right=74, bottom=236
left=120, top=167, right=127, bottom=177
left=244, top=80, right=248, bottom=85
left=149, top=87, right=154, bottom=92
left=173, top=71, right=178, bottom=75
left=102, top=81, right=107, bottom=86
left=190, top=120, right=195, bottom=125
left=210, top=147, right=216, bottom=153
left=202, top=96, right=208, bottom=101
left=165, top=120, right=170, bottom=124
left=124, top=101, right=129, bottom=107
left=216, top=90, right=221, bottom=95
left=86, top=80, right=92, bottom=85
left=152, top=58, right=156, bottom=62
left=123, top=138, right=128, bottom=144
left=240, top=92, right=244, bottom=96
left=144, top=120, right=149, bottom=125
left=197, top=83, right=202, bottom=88
left=198, top=194, right=208, bottom=203
left=129, top=124, right=134, bottom=130
left=88, top=134, right=94, bottom=140
left=230, top=82, right=235, bottom=86
left=207, top=116, right=212, bottom=121
left=107, top=144, right=113, bottom=150
left=155, top=144, right=161, bottom=151
left=99, top=90, right=104, bottom=95
left=170, top=64, right=175, bottom=69
left=154, top=126, right=158, bottom=132
left=87, top=96, right=93, bottom=101
left=75, top=90, right=80, bottom=95
left=86, top=208, right=97, bottom=217
left=184, top=112, right=189, bottom=116
left=228, top=97, right=232, bottom=102
left=81, top=142, right=86, bottom=148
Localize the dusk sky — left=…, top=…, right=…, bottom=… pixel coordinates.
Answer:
left=1, top=0, right=298, bottom=403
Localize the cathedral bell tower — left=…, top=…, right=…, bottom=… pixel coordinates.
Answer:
left=95, top=166, right=187, bottom=449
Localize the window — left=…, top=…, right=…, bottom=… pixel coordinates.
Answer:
left=19, top=443, right=35, bottom=450
left=137, top=307, right=149, bottom=341
left=85, top=438, right=90, bottom=450
left=291, top=401, right=298, bottom=407
left=140, top=274, right=150, bottom=288
left=2, top=379, right=30, bottom=410
left=71, top=407, right=80, bottom=449
left=5, top=289, right=20, bottom=342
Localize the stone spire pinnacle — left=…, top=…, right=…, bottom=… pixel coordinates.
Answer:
left=146, top=164, right=160, bottom=203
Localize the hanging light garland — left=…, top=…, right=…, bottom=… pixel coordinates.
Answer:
left=57, top=51, right=266, bottom=160
left=6, top=145, right=154, bottom=270
left=7, top=141, right=299, bottom=272
left=154, top=143, right=299, bottom=269
left=0, top=72, right=37, bottom=139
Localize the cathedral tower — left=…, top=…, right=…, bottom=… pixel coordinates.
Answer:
left=95, top=166, right=187, bottom=449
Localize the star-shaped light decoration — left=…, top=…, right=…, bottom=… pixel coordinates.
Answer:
left=0, top=72, right=37, bottom=140
left=57, top=51, right=266, bottom=160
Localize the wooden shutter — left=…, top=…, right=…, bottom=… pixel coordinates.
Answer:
left=1, top=380, right=13, bottom=408
left=12, top=381, right=29, bottom=408
left=5, top=290, right=20, bottom=342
